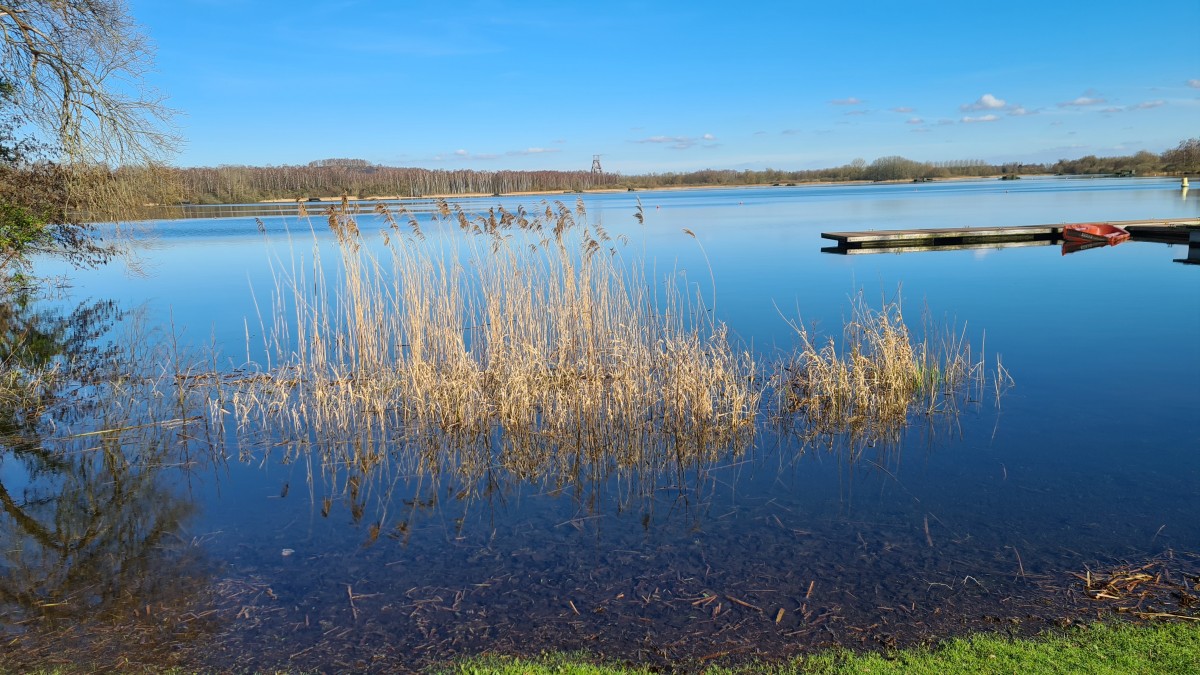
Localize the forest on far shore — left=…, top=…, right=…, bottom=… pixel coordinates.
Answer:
left=153, top=137, right=1200, bottom=204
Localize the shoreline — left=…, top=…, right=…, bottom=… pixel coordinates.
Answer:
left=254, top=174, right=1061, bottom=204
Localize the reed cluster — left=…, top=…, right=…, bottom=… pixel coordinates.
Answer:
left=228, top=198, right=759, bottom=497
left=774, top=292, right=1009, bottom=446
left=0, top=202, right=1015, bottom=534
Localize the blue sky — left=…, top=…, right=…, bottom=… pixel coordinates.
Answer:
left=131, top=0, right=1200, bottom=172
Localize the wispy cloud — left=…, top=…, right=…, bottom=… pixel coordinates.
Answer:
left=1100, top=100, right=1167, bottom=114
left=781, top=129, right=802, bottom=135
left=1008, top=106, right=1034, bottom=116
left=961, top=94, right=1006, bottom=112
left=891, top=106, right=915, bottom=113
left=1131, top=99, right=1165, bottom=110
left=844, top=109, right=870, bottom=116
left=430, top=148, right=499, bottom=161
left=830, top=97, right=864, bottom=105
left=1058, top=92, right=1107, bottom=107
left=506, top=147, right=561, bottom=156
left=906, top=117, right=924, bottom=124
left=1106, top=140, right=1145, bottom=152
left=1188, top=79, right=1200, bottom=89
left=632, top=134, right=716, bottom=150
left=961, top=114, right=999, bottom=123
left=635, top=135, right=687, bottom=145
left=1045, top=143, right=1088, bottom=153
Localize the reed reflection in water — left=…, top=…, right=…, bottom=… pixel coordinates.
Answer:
left=225, top=198, right=759, bottom=509
left=218, top=199, right=999, bottom=522
left=0, top=296, right=232, bottom=668
left=0, top=197, right=1007, bottom=669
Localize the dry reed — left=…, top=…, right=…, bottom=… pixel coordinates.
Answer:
left=1, top=202, right=1014, bottom=530
left=774, top=291, right=1010, bottom=447
left=226, top=198, right=760, bottom=500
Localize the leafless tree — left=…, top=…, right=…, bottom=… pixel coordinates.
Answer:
left=0, top=0, right=177, bottom=164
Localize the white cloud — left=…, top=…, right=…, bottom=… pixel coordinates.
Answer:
left=891, top=106, right=915, bottom=113
left=961, top=94, right=1006, bottom=111
left=506, top=147, right=561, bottom=156
left=1102, top=100, right=1168, bottom=114
left=1188, top=79, right=1200, bottom=89
left=906, top=117, right=924, bottom=125
left=961, top=114, right=999, bottom=123
left=433, top=149, right=499, bottom=161
left=1059, top=95, right=1107, bottom=107
left=632, top=135, right=711, bottom=150
left=1008, top=106, right=1034, bottom=116
left=830, top=97, right=864, bottom=105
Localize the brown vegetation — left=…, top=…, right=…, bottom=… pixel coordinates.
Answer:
left=227, top=198, right=759, bottom=501
left=162, top=138, right=1197, bottom=206
left=212, top=199, right=1010, bottom=510
left=775, top=293, right=1009, bottom=448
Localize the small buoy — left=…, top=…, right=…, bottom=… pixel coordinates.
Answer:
left=1183, top=177, right=1190, bottom=188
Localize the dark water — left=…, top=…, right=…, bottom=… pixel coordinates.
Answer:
left=4, top=177, right=1199, bottom=670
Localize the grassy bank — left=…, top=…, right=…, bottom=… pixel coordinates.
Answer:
left=444, top=621, right=1200, bottom=674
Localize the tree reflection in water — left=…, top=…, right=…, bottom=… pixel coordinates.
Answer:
left=0, top=293, right=224, bottom=668
left=0, top=282, right=1009, bottom=669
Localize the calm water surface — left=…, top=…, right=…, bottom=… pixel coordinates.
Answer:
left=5, top=177, right=1199, bottom=670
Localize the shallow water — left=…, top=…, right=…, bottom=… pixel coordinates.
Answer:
left=5, top=177, right=1199, bottom=670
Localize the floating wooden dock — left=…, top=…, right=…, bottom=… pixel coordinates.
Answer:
left=822, top=218, right=1200, bottom=252
left=825, top=239, right=1054, bottom=256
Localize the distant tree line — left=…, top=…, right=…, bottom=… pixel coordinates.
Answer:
left=170, top=164, right=608, bottom=204
left=157, top=139, right=1194, bottom=205
left=1048, top=140, right=1199, bottom=176
left=165, top=157, right=1007, bottom=203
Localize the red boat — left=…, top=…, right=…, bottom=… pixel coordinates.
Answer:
left=1061, top=223, right=1131, bottom=245
left=1060, top=239, right=1108, bottom=256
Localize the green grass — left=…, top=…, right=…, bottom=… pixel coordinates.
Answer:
left=8, top=620, right=1198, bottom=673
left=443, top=621, right=1200, bottom=674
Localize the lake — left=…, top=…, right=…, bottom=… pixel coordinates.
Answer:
left=5, top=177, right=1199, bottom=671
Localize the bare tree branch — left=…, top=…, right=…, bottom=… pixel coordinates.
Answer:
left=0, top=0, right=178, bottom=165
